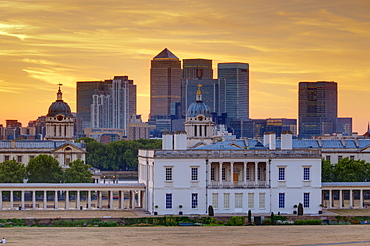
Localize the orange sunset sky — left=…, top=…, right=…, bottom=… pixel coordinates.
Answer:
left=0, top=0, right=369, bottom=133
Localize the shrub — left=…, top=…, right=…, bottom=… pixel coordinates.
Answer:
left=294, top=219, right=322, bottom=225
left=262, top=218, right=271, bottom=225
left=226, top=216, right=245, bottom=226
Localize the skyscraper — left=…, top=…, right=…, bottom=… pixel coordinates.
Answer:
left=183, top=59, right=213, bottom=80
left=298, top=81, right=337, bottom=138
left=90, top=76, right=136, bottom=133
left=77, top=76, right=136, bottom=136
left=150, top=48, right=182, bottom=118
left=218, top=63, right=249, bottom=120
left=76, top=79, right=111, bottom=133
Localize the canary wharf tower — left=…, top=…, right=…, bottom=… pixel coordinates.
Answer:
left=150, top=48, right=182, bottom=119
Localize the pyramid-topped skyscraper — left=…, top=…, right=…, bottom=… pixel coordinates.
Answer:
left=150, top=48, right=182, bottom=120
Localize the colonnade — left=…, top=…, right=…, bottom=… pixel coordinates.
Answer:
left=209, top=161, right=268, bottom=188
left=0, top=183, right=145, bottom=211
left=322, top=188, right=370, bottom=209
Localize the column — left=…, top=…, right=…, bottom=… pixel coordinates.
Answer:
left=87, top=190, right=91, bottom=210
left=65, top=191, right=69, bottom=210
left=54, top=190, right=58, bottom=210
left=329, top=190, right=333, bottom=209
left=0, top=191, right=2, bottom=210
left=138, top=190, right=142, bottom=208
left=32, top=191, right=36, bottom=210
left=10, top=190, right=14, bottom=210
left=339, top=190, right=343, bottom=208
left=21, top=191, right=25, bottom=210
left=76, top=190, right=81, bottom=210
left=243, top=162, right=247, bottom=186
left=109, top=190, right=113, bottom=209
left=230, top=162, right=234, bottom=186
left=349, top=190, right=353, bottom=208
left=360, top=189, right=364, bottom=208
left=219, top=162, right=222, bottom=186
left=43, top=190, right=47, bottom=210
left=98, top=191, right=102, bottom=209
left=132, top=190, right=136, bottom=209
left=119, top=191, right=124, bottom=209
left=254, top=162, right=258, bottom=186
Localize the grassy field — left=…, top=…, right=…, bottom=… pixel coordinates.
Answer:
left=1, top=225, right=370, bottom=245
left=327, top=209, right=370, bottom=216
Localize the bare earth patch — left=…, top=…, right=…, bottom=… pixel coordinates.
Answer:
left=1, top=225, right=370, bottom=246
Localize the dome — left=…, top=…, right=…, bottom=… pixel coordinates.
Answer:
left=47, top=86, right=73, bottom=117
left=187, top=101, right=211, bottom=117
left=47, top=100, right=73, bottom=117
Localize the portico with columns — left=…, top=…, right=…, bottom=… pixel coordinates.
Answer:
left=209, top=160, right=268, bottom=188
left=322, top=182, right=370, bottom=209
left=0, top=183, right=145, bottom=211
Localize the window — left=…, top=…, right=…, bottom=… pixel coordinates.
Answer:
left=224, top=193, right=230, bottom=209
left=4, top=156, right=9, bottom=161
left=166, top=193, right=172, bottom=209
left=278, top=167, right=285, bottom=181
left=212, top=193, right=219, bottom=209
left=165, top=168, right=172, bottom=181
left=191, top=167, right=198, bottom=181
left=222, top=168, right=226, bottom=181
left=211, top=168, right=215, bottom=181
left=326, top=156, right=331, bottom=161
left=248, top=193, right=254, bottom=209
left=304, top=193, right=310, bottom=208
left=303, top=167, right=310, bottom=181
left=338, top=156, right=343, bottom=161
left=350, top=156, right=355, bottom=160
left=259, top=193, right=265, bottom=209
left=246, top=167, right=250, bottom=180
left=278, top=193, right=285, bottom=208
left=191, top=193, right=198, bottom=208
left=17, top=156, right=22, bottom=163
left=235, top=193, right=243, bottom=209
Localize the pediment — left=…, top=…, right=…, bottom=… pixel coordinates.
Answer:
left=52, top=143, right=86, bottom=154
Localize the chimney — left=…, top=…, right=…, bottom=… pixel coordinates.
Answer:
left=281, top=131, right=292, bottom=150
left=174, top=131, right=187, bottom=150
left=162, top=132, right=173, bottom=150
left=11, top=139, right=16, bottom=148
left=263, top=132, right=269, bottom=147
left=269, top=132, right=276, bottom=150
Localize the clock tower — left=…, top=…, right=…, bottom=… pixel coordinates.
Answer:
left=45, top=85, right=74, bottom=141
left=185, top=85, right=215, bottom=148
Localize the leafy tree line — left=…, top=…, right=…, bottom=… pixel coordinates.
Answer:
left=322, top=157, right=370, bottom=182
left=0, top=155, right=92, bottom=183
left=77, top=138, right=162, bottom=171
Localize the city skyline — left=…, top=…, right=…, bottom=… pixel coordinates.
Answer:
left=0, top=0, right=369, bottom=133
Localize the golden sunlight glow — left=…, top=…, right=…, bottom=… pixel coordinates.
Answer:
left=0, top=0, right=369, bottom=132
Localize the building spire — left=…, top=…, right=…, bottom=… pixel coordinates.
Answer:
left=57, top=83, right=63, bottom=101
left=196, top=84, right=203, bottom=102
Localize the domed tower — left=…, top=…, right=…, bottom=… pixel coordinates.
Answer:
left=45, top=84, right=74, bottom=141
left=185, top=85, right=215, bottom=148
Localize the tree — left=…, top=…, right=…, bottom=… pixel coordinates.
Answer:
left=64, top=159, right=93, bottom=183
left=27, top=154, right=63, bottom=183
left=334, top=158, right=369, bottom=182
left=322, top=159, right=334, bottom=182
left=0, top=160, right=26, bottom=183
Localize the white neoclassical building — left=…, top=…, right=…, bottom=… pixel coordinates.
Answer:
left=138, top=88, right=322, bottom=215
